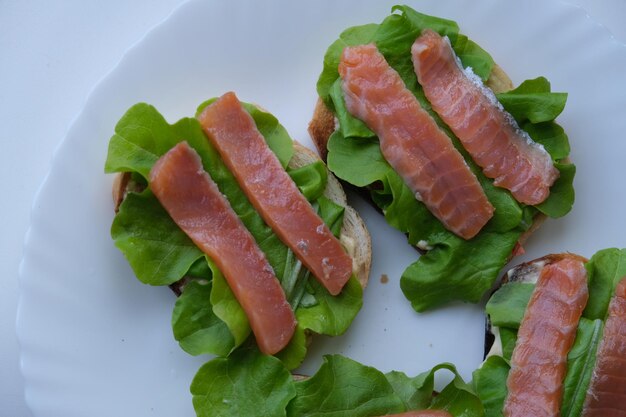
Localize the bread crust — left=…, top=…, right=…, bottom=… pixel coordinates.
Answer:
left=308, top=97, right=335, bottom=161
left=308, top=64, right=548, bottom=258
left=308, top=99, right=336, bottom=162
left=112, top=141, right=372, bottom=292
left=502, top=253, right=588, bottom=285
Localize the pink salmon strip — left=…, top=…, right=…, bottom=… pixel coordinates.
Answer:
left=412, top=29, right=559, bottom=205
left=504, top=254, right=588, bottom=417
left=582, top=276, right=626, bottom=417
left=339, top=43, right=494, bottom=240
left=198, top=92, right=352, bottom=295
left=149, top=141, right=296, bottom=355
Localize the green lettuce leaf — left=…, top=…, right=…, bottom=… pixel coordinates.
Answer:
left=452, top=35, right=494, bottom=81
left=318, top=24, right=378, bottom=105
left=288, top=161, right=328, bottom=201
left=535, top=162, right=576, bottom=218
left=485, top=282, right=534, bottom=328
left=296, top=275, right=363, bottom=336
left=105, top=105, right=217, bottom=179
left=561, top=318, right=603, bottom=417
left=187, top=257, right=212, bottom=278
left=384, top=169, right=448, bottom=243
left=386, top=362, right=484, bottom=417
left=375, top=6, right=464, bottom=92
left=191, top=348, right=296, bottom=417
left=521, top=121, right=570, bottom=160
left=477, top=179, right=526, bottom=235
left=401, top=230, right=521, bottom=312
left=327, top=133, right=392, bottom=187
left=280, top=248, right=311, bottom=309
left=287, top=355, right=483, bottom=417
left=472, top=356, right=509, bottom=417
left=111, top=189, right=204, bottom=286
left=496, top=77, right=567, bottom=123
left=373, top=16, right=428, bottom=93
left=430, top=366, right=485, bottom=417
left=274, top=324, right=308, bottom=371
left=209, top=263, right=251, bottom=349
left=287, top=355, right=405, bottom=417
left=387, top=363, right=484, bottom=416
left=385, top=370, right=434, bottom=411
left=391, top=5, right=459, bottom=40
left=172, top=279, right=235, bottom=357
left=498, top=79, right=575, bottom=220
left=329, top=79, right=375, bottom=139
left=318, top=196, right=346, bottom=237
left=499, top=327, right=517, bottom=362
left=171, top=257, right=252, bottom=357
left=584, top=248, right=626, bottom=320
left=190, top=353, right=484, bottom=417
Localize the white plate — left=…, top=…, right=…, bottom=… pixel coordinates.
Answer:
left=17, top=0, right=626, bottom=416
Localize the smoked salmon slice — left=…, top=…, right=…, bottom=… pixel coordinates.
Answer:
left=197, top=92, right=353, bottom=296
left=339, top=44, right=494, bottom=240
left=503, top=254, right=589, bottom=417
left=582, top=276, right=626, bottom=417
left=412, top=29, right=559, bottom=206
left=149, top=141, right=296, bottom=355
left=379, top=411, right=453, bottom=417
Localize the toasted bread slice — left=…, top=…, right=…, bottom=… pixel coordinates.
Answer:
left=112, top=140, right=372, bottom=293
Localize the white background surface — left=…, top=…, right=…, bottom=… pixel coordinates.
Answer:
left=2, top=1, right=625, bottom=415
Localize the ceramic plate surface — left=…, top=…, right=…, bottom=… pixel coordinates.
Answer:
left=18, top=0, right=626, bottom=415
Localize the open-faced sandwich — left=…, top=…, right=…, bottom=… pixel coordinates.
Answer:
left=105, top=92, right=370, bottom=368
left=474, top=248, right=626, bottom=416
left=309, top=5, right=575, bottom=311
